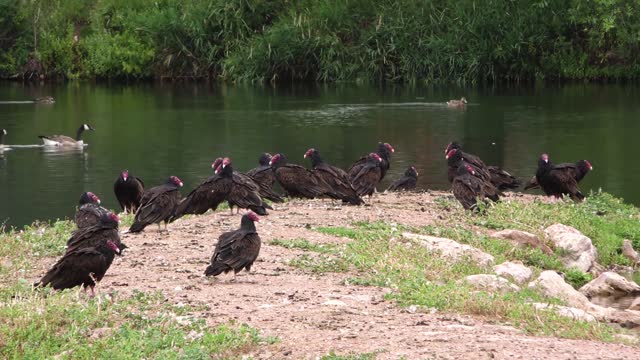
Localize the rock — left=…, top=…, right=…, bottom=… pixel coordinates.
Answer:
left=493, top=261, right=533, bottom=285
left=461, top=274, right=520, bottom=293
left=544, top=224, right=597, bottom=272
left=402, top=232, right=494, bottom=267
left=632, top=297, right=640, bottom=312
left=579, top=272, right=640, bottom=310
left=492, top=229, right=553, bottom=255
left=528, top=271, right=592, bottom=309
left=532, top=303, right=596, bottom=322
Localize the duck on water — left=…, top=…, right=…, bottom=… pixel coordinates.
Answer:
left=39, top=124, right=95, bottom=146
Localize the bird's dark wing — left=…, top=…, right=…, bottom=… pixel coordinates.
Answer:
left=351, top=163, right=381, bottom=196
left=387, top=176, right=416, bottom=191
left=246, top=166, right=276, bottom=189
left=347, top=156, right=368, bottom=179
left=523, top=175, right=540, bottom=191
left=452, top=176, right=477, bottom=210
left=37, top=247, right=113, bottom=290
left=274, top=165, right=331, bottom=198
left=172, top=177, right=230, bottom=220
left=487, top=166, right=521, bottom=190
left=135, top=188, right=180, bottom=225
left=74, top=204, right=107, bottom=229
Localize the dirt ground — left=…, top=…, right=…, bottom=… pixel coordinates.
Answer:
left=33, top=192, right=640, bottom=359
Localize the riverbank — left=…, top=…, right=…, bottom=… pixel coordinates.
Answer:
left=1, top=191, right=639, bottom=358
left=2, top=1, right=640, bottom=82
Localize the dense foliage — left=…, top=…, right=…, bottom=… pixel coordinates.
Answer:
left=2, top=0, right=640, bottom=83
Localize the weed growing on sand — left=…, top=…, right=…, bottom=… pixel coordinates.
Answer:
left=269, top=238, right=338, bottom=253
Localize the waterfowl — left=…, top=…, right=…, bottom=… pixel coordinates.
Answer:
left=34, top=96, right=55, bottom=104
left=39, top=124, right=95, bottom=146
left=447, top=97, right=468, bottom=107
left=0, top=129, right=7, bottom=148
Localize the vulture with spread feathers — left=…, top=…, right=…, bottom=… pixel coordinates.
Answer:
left=534, top=154, right=585, bottom=201
left=524, top=159, right=592, bottom=191
left=445, top=142, right=520, bottom=190
left=205, top=212, right=261, bottom=277
left=129, top=176, right=183, bottom=232
left=304, top=148, right=364, bottom=205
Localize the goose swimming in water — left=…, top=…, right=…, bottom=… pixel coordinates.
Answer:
left=34, top=96, right=55, bottom=104
left=39, top=124, right=95, bottom=146
left=447, top=97, right=468, bottom=108
left=0, top=129, right=7, bottom=148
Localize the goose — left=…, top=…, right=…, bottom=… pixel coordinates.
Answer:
left=39, top=124, right=95, bottom=146
left=0, top=129, right=7, bottom=148
left=447, top=97, right=468, bottom=107
left=34, top=96, right=55, bottom=104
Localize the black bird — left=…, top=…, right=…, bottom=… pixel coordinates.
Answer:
left=386, top=166, right=419, bottom=192
left=245, top=153, right=277, bottom=190
left=452, top=163, right=501, bottom=211
left=39, top=124, right=95, bottom=146
left=524, top=160, right=592, bottom=191
left=36, top=212, right=121, bottom=296
left=215, top=158, right=272, bottom=215
left=445, top=142, right=520, bottom=190
left=534, top=154, right=584, bottom=201
left=350, top=153, right=383, bottom=200
left=348, top=142, right=394, bottom=181
left=68, top=211, right=123, bottom=250
left=304, top=148, right=364, bottom=205
left=114, top=170, right=145, bottom=213
left=130, top=176, right=183, bottom=233
left=75, top=192, right=110, bottom=229
left=205, top=212, right=262, bottom=278
left=269, top=153, right=339, bottom=200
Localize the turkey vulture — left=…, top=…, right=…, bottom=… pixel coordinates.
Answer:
left=452, top=163, right=500, bottom=211
left=524, top=160, right=592, bottom=191
left=114, top=170, right=145, bottom=213
left=534, top=154, right=584, bottom=201
left=215, top=158, right=272, bottom=215
left=350, top=153, right=383, bottom=199
left=245, top=153, right=277, bottom=189
left=213, top=156, right=282, bottom=205
left=269, top=153, right=338, bottom=199
left=130, top=176, right=183, bottom=233
left=39, top=124, right=95, bottom=146
left=75, top=192, right=110, bottom=229
left=304, top=148, right=364, bottom=205
left=170, top=159, right=232, bottom=222
left=445, top=142, right=520, bottom=190
left=36, top=212, right=121, bottom=295
left=386, top=166, right=419, bottom=192
left=205, top=212, right=261, bottom=277
left=348, top=142, right=394, bottom=181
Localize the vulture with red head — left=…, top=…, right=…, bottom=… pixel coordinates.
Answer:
left=350, top=153, right=383, bottom=199
left=534, top=154, right=585, bottom=201
left=304, top=148, right=364, bottom=205
left=348, top=142, right=394, bottom=181
left=524, top=159, right=592, bottom=191
left=269, top=153, right=338, bottom=199
left=445, top=142, right=520, bottom=190
left=205, top=212, right=261, bottom=277
left=245, top=153, right=277, bottom=190
left=216, top=158, right=272, bottom=215
left=386, top=166, right=419, bottom=192
left=75, top=192, right=110, bottom=229
left=130, top=176, right=183, bottom=233
left=452, top=163, right=501, bottom=211
left=114, top=170, right=145, bottom=213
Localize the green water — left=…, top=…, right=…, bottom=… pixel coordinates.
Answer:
left=0, top=82, right=638, bottom=228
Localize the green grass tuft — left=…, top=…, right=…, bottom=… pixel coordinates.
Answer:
left=269, top=238, right=338, bottom=253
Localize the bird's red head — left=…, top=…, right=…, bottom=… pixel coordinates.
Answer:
left=303, top=148, right=316, bottom=159
left=106, top=240, right=121, bottom=255
left=121, top=170, right=129, bottom=182
left=444, top=141, right=461, bottom=155
left=445, top=148, right=458, bottom=159
left=370, top=153, right=382, bottom=162
left=170, top=176, right=183, bottom=187
left=269, top=153, right=282, bottom=166
left=246, top=211, right=260, bottom=222
left=222, top=157, right=232, bottom=168
left=211, top=157, right=223, bottom=169
left=214, top=163, right=223, bottom=174
left=88, top=192, right=101, bottom=205
left=584, top=160, right=593, bottom=171
left=541, top=154, right=549, bottom=163
left=109, top=212, right=120, bottom=223
left=384, top=143, right=395, bottom=153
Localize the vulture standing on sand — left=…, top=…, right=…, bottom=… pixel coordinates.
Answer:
left=444, top=142, right=520, bottom=190
left=304, top=148, right=364, bottom=205
left=38, top=124, right=95, bottom=146
left=350, top=153, right=383, bottom=199
left=534, top=154, right=585, bottom=201
left=205, top=211, right=262, bottom=277
left=170, top=159, right=231, bottom=221
left=386, top=166, right=419, bottom=192
left=114, top=170, right=145, bottom=213
left=216, top=158, right=272, bottom=215
left=75, top=192, right=110, bottom=229
left=452, top=163, right=501, bottom=210
left=36, top=212, right=122, bottom=295
left=269, top=153, right=338, bottom=199
left=245, top=153, right=277, bottom=189
left=129, top=176, right=183, bottom=233
left=348, top=142, right=394, bottom=181
left=524, top=160, right=592, bottom=191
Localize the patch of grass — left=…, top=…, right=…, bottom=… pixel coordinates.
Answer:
left=321, top=351, right=379, bottom=360
left=269, top=238, right=338, bottom=253
left=118, top=213, right=136, bottom=228
left=0, top=284, right=273, bottom=359
left=564, top=269, right=593, bottom=289
left=288, top=254, right=350, bottom=273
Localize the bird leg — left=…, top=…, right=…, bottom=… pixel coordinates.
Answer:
left=157, top=223, right=162, bottom=232
left=90, top=286, right=96, bottom=298
left=164, top=222, right=169, bottom=232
